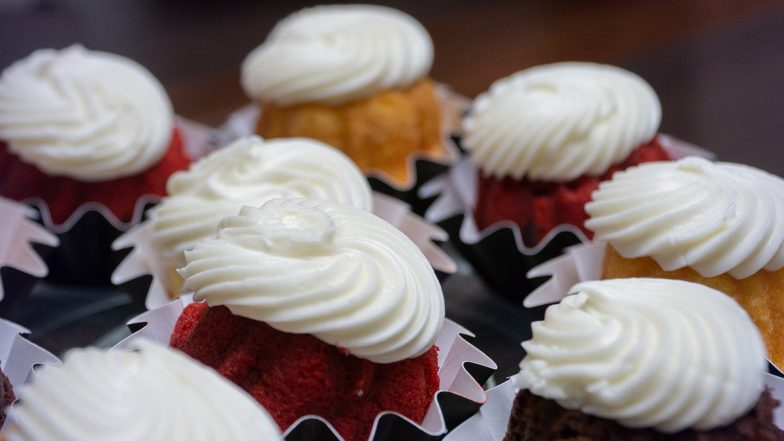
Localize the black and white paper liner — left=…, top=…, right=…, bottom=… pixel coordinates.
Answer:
left=0, top=197, right=59, bottom=310
left=2, top=117, right=217, bottom=286
left=0, top=318, right=61, bottom=431
left=420, top=135, right=715, bottom=301
left=111, top=192, right=457, bottom=310
left=216, top=85, right=467, bottom=213
left=442, top=373, right=784, bottom=441
left=524, top=240, right=784, bottom=374
left=114, top=295, right=497, bottom=441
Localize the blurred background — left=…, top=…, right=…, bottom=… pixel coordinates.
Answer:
left=2, top=0, right=783, bottom=174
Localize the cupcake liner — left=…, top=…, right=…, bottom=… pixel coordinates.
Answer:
left=114, top=296, right=497, bottom=441
left=111, top=192, right=456, bottom=310
left=443, top=373, right=784, bottom=440
left=0, top=318, right=61, bottom=430
left=216, top=84, right=467, bottom=215
left=0, top=197, right=59, bottom=313
left=7, top=117, right=217, bottom=286
left=420, top=135, right=714, bottom=302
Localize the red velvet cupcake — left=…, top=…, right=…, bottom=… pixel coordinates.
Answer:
left=463, top=62, right=670, bottom=246
left=0, top=45, right=190, bottom=227
left=169, top=198, right=445, bottom=441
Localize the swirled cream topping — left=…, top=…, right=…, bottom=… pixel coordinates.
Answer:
left=149, top=136, right=372, bottom=268
left=241, top=4, right=433, bottom=105
left=516, top=278, right=766, bottom=433
left=586, top=157, right=784, bottom=278
left=179, top=198, right=444, bottom=364
left=463, top=62, right=661, bottom=181
left=8, top=340, right=281, bottom=440
left=0, top=45, right=173, bottom=181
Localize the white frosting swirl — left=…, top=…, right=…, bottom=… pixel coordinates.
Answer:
left=516, top=278, right=766, bottom=433
left=179, top=198, right=444, bottom=364
left=0, top=45, right=173, bottom=181
left=586, top=157, right=784, bottom=279
left=463, top=62, right=661, bottom=182
left=8, top=340, right=281, bottom=440
left=241, top=4, right=433, bottom=105
left=149, top=136, right=372, bottom=269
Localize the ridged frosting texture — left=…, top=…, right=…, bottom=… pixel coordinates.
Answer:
left=241, top=4, right=433, bottom=105
left=516, top=278, right=766, bottom=433
left=0, top=45, right=173, bottom=181
left=586, top=157, right=784, bottom=279
left=179, top=198, right=444, bottom=364
left=463, top=62, right=661, bottom=182
left=8, top=340, right=281, bottom=441
left=149, top=136, right=372, bottom=267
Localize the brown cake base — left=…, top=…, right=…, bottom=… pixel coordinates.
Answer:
left=257, top=78, right=443, bottom=186
left=602, top=245, right=784, bottom=370
left=504, top=388, right=784, bottom=441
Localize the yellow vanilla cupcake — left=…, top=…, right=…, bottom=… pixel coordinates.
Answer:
left=585, top=157, right=784, bottom=368
left=241, top=4, right=442, bottom=186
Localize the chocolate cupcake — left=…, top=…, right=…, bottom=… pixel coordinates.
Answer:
left=507, top=278, right=782, bottom=440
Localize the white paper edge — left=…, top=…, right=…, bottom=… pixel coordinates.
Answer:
left=14, top=116, right=216, bottom=235
left=216, top=84, right=466, bottom=192
left=421, top=135, right=713, bottom=256
left=0, top=197, right=60, bottom=301
left=111, top=192, right=457, bottom=310
left=0, top=318, right=61, bottom=431
left=444, top=373, right=784, bottom=441
left=114, top=296, right=496, bottom=440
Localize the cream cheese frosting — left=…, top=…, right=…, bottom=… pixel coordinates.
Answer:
left=586, top=157, right=784, bottom=279
left=8, top=340, right=281, bottom=440
left=0, top=45, right=173, bottom=182
left=149, top=136, right=372, bottom=270
left=179, top=198, right=444, bottom=364
left=241, top=4, right=433, bottom=105
left=516, top=278, right=766, bottom=433
left=463, top=62, right=661, bottom=182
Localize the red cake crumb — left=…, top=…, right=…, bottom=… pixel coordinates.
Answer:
left=0, top=367, right=14, bottom=427
left=474, top=137, right=671, bottom=246
left=170, top=303, right=440, bottom=441
left=0, top=128, right=190, bottom=225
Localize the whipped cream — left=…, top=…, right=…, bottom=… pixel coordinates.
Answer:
left=8, top=340, right=281, bottom=440
left=149, top=136, right=372, bottom=270
left=516, top=278, right=766, bottom=433
left=463, top=62, right=660, bottom=182
left=179, top=198, right=444, bottom=364
left=241, top=4, right=433, bottom=105
left=0, top=45, right=173, bottom=181
left=586, top=157, right=784, bottom=278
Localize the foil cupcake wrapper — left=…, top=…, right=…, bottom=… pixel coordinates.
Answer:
left=2, top=117, right=217, bottom=287
left=114, top=296, right=497, bottom=441
left=0, top=318, right=61, bottom=431
left=0, top=197, right=59, bottom=312
left=421, top=135, right=714, bottom=302
left=111, top=192, right=456, bottom=310
left=215, top=85, right=467, bottom=216
left=443, top=374, right=784, bottom=440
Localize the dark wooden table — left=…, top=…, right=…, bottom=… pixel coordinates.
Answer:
left=2, top=0, right=784, bottom=378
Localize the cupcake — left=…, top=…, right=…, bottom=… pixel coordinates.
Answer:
left=0, top=368, right=14, bottom=428
left=585, top=157, right=784, bottom=369
left=0, top=45, right=190, bottom=226
left=507, top=278, right=782, bottom=440
left=4, top=340, right=281, bottom=440
left=462, top=62, right=669, bottom=246
left=144, top=135, right=371, bottom=298
left=169, top=198, right=444, bottom=441
left=241, top=4, right=443, bottom=187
